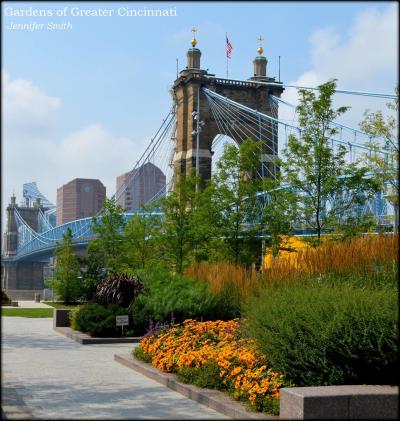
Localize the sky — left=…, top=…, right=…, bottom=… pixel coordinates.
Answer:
left=2, top=1, right=398, bottom=225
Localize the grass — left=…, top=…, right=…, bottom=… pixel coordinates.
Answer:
left=1, top=308, right=54, bottom=318
left=186, top=234, right=398, bottom=300
left=43, top=301, right=80, bottom=310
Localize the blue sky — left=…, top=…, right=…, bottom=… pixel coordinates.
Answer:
left=2, top=1, right=398, bottom=211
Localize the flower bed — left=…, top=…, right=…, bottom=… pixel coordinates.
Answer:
left=133, top=319, right=286, bottom=414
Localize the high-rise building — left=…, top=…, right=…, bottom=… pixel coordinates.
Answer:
left=56, top=178, right=106, bottom=225
left=116, top=163, right=166, bottom=211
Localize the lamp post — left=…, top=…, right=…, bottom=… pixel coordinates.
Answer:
left=192, top=87, right=205, bottom=191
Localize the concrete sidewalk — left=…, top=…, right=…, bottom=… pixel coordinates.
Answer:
left=13, top=301, right=54, bottom=309
left=1, top=317, right=228, bottom=419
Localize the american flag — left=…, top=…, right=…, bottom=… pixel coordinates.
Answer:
left=226, top=35, right=232, bottom=59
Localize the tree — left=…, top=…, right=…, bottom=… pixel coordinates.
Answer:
left=76, top=245, right=107, bottom=301
left=189, top=180, right=227, bottom=263
left=279, top=79, right=380, bottom=242
left=258, top=176, right=298, bottom=257
left=359, top=87, right=399, bottom=231
left=212, top=139, right=262, bottom=264
left=157, top=173, right=198, bottom=273
left=48, top=228, right=80, bottom=304
left=122, top=210, right=162, bottom=270
left=90, top=198, right=126, bottom=274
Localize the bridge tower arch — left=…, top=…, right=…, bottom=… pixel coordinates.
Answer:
left=1, top=195, right=46, bottom=298
left=172, top=34, right=284, bottom=184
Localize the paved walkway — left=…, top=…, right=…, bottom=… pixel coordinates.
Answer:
left=14, top=301, right=54, bottom=309
left=2, top=317, right=228, bottom=419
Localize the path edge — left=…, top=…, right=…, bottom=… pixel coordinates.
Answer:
left=114, top=352, right=277, bottom=420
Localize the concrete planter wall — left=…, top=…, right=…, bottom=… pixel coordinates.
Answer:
left=53, top=309, right=71, bottom=328
left=279, top=385, right=399, bottom=419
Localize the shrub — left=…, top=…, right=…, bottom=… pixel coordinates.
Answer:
left=1, top=289, right=11, bottom=305
left=244, top=271, right=398, bottom=387
left=70, top=303, right=133, bottom=337
left=135, top=319, right=286, bottom=414
left=94, top=273, right=144, bottom=307
left=130, top=269, right=239, bottom=335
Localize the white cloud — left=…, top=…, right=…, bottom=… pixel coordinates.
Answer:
left=2, top=70, right=61, bottom=138
left=280, top=4, right=398, bottom=128
left=2, top=72, right=145, bottom=229
left=55, top=124, right=141, bottom=195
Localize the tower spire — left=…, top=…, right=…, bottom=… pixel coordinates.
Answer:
left=191, top=27, right=197, bottom=47
left=187, top=26, right=201, bottom=69
left=257, top=35, right=264, bottom=55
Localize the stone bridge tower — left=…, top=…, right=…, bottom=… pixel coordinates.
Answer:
left=2, top=195, right=46, bottom=298
left=172, top=33, right=284, bottom=183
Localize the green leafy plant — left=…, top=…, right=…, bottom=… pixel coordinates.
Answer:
left=130, top=269, right=238, bottom=335
left=176, top=362, right=224, bottom=389
left=48, top=228, right=81, bottom=305
left=244, top=269, right=398, bottom=386
left=70, top=303, right=132, bottom=337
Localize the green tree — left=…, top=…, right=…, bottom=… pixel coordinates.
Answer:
left=359, top=86, right=399, bottom=231
left=279, top=79, right=380, bottom=242
left=258, top=176, right=298, bottom=257
left=76, top=245, right=107, bottom=301
left=122, top=210, right=163, bottom=270
left=212, top=139, right=262, bottom=264
left=157, top=173, right=198, bottom=273
left=48, top=228, right=80, bottom=304
left=90, top=197, right=126, bottom=274
left=190, top=180, right=227, bottom=263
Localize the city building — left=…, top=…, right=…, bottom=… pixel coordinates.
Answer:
left=56, top=178, right=106, bottom=225
left=116, top=163, right=166, bottom=211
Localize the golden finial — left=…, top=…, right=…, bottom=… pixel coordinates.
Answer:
left=257, top=35, right=264, bottom=55
left=191, top=27, right=197, bottom=47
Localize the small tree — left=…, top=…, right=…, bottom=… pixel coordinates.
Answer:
left=123, top=210, right=162, bottom=270
left=279, top=79, right=380, bottom=242
left=77, top=244, right=107, bottom=302
left=49, top=228, right=80, bottom=304
left=157, top=173, right=197, bottom=273
left=258, top=177, right=298, bottom=257
left=90, top=198, right=126, bottom=274
left=212, top=139, right=262, bottom=264
left=359, top=87, right=399, bottom=232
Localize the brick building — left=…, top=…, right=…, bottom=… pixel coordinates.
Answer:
left=116, top=163, right=166, bottom=211
left=56, top=178, right=106, bottom=225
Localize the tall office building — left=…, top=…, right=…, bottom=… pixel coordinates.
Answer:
left=116, top=162, right=166, bottom=211
left=56, top=178, right=106, bottom=225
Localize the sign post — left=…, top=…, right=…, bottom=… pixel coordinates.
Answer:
left=116, top=315, right=129, bottom=336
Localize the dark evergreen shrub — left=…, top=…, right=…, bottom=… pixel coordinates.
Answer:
left=70, top=303, right=132, bottom=337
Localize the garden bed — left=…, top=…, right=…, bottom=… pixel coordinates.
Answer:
left=134, top=319, right=286, bottom=416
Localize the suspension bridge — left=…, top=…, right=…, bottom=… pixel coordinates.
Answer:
left=2, top=36, right=397, bottom=293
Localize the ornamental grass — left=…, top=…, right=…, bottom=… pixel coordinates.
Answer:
left=186, top=234, right=398, bottom=300
left=134, top=319, right=286, bottom=413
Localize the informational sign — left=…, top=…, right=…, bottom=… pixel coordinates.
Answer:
left=116, top=315, right=129, bottom=326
